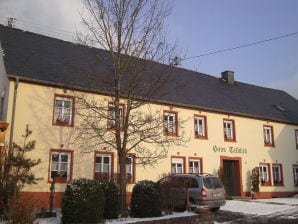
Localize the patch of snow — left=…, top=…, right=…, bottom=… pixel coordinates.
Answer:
left=221, top=199, right=297, bottom=216
left=105, top=211, right=196, bottom=224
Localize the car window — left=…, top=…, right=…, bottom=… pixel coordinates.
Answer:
left=203, top=177, right=223, bottom=189
left=190, top=178, right=198, bottom=188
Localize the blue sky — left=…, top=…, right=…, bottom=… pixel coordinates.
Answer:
left=0, top=0, right=298, bottom=98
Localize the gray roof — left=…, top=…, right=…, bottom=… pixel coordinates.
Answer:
left=1, top=25, right=298, bottom=125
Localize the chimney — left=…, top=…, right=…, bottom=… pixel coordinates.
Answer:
left=221, top=70, right=235, bottom=85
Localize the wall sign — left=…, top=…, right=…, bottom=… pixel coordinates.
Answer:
left=213, top=145, right=247, bottom=154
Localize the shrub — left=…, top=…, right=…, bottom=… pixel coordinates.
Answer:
left=61, top=178, right=105, bottom=224
left=130, top=180, right=162, bottom=218
left=251, top=167, right=260, bottom=193
left=101, top=182, right=119, bottom=219
left=8, top=194, right=44, bottom=224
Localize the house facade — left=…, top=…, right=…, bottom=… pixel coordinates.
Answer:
left=0, top=25, right=298, bottom=208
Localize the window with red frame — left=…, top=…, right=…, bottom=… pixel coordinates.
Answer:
left=53, top=95, right=74, bottom=126
left=223, top=119, right=236, bottom=141
left=126, top=156, right=135, bottom=183
left=50, top=150, right=72, bottom=182
left=189, top=158, right=202, bottom=174
left=194, top=116, right=207, bottom=139
left=260, top=163, right=271, bottom=185
left=107, top=103, right=124, bottom=129
left=263, top=125, right=274, bottom=146
left=171, top=157, right=184, bottom=174
left=164, top=111, right=178, bottom=136
left=272, top=164, right=283, bottom=186
left=94, top=153, right=113, bottom=181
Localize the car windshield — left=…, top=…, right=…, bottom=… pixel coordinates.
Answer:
left=203, top=177, right=223, bottom=189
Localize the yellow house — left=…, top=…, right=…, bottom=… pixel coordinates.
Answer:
left=0, top=25, right=298, bottom=208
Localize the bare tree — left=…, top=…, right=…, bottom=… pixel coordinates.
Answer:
left=76, top=0, right=186, bottom=216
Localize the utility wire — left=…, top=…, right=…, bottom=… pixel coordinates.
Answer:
left=181, top=31, right=298, bottom=62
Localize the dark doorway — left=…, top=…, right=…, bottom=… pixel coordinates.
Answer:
left=223, top=159, right=241, bottom=197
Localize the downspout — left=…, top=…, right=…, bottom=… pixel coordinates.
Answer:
left=8, top=76, right=19, bottom=152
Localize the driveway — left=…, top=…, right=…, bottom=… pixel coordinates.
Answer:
left=208, top=197, right=298, bottom=223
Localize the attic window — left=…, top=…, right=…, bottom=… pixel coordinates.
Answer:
left=274, top=104, right=286, bottom=112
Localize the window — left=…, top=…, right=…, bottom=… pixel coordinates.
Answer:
left=263, top=125, right=274, bottom=146
left=223, top=119, right=236, bottom=141
left=53, top=95, right=74, bottom=126
left=94, top=152, right=113, bottom=181
left=295, top=130, right=298, bottom=149
left=260, top=163, right=271, bottom=186
left=164, top=111, right=178, bottom=136
left=194, top=116, right=207, bottom=139
left=272, top=164, right=283, bottom=185
left=293, top=165, right=298, bottom=186
left=126, top=155, right=135, bottom=183
left=108, top=103, right=124, bottom=129
left=49, top=150, right=73, bottom=182
left=171, top=157, right=184, bottom=174
left=189, top=158, right=202, bottom=174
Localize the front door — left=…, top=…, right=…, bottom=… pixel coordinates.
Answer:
left=223, top=159, right=241, bottom=197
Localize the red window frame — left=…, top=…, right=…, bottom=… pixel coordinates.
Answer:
left=259, top=163, right=271, bottom=186
left=188, top=157, right=203, bottom=174
left=52, top=94, right=75, bottom=127
left=48, top=149, right=73, bottom=183
left=126, top=153, right=136, bottom=184
left=171, top=156, right=186, bottom=174
left=94, top=151, right=114, bottom=181
left=107, top=102, right=125, bottom=130
left=272, top=163, right=283, bottom=186
left=194, top=115, right=208, bottom=139
left=263, top=125, right=275, bottom=147
left=223, top=119, right=236, bottom=142
left=163, top=110, right=178, bottom=137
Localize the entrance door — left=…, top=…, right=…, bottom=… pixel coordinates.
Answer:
left=223, top=159, right=241, bottom=197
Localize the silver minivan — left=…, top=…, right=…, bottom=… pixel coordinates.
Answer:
left=158, top=173, right=226, bottom=211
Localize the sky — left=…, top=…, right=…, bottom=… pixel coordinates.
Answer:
left=0, top=0, right=297, bottom=98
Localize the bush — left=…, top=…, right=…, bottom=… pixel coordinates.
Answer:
left=101, top=182, right=119, bottom=219
left=61, top=178, right=105, bottom=224
left=8, top=194, right=44, bottom=224
left=251, top=167, right=260, bottom=193
left=130, top=180, right=162, bottom=218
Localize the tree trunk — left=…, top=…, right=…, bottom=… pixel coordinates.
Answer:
left=118, top=151, right=127, bottom=217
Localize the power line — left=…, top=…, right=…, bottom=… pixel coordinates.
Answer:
left=181, top=31, right=298, bottom=62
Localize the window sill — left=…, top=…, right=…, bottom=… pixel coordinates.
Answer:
left=53, top=122, right=73, bottom=127
left=273, top=183, right=284, bottom=187
left=164, top=133, right=178, bottom=137
left=224, top=138, right=236, bottom=142
left=195, top=136, right=208, bottom=140
left=264, top=144, right=275, bottom=147
left=48, top=177, right=70, bottom=183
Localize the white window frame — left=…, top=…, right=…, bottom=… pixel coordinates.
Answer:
left=223, top=119, right=234, bottom=140
left=293, top=165, right=298, bottom=186
left=194, top=116, right=206, bottom=138
left=95, top=154, right=111, bottom=175
left=108, top=103, right=124, bottom=129
left=264, top=126, right=273, bottom=146
left=164, top=111, right=177, bottom=135
left=50, top=151, right=71, bottom=181
left=189, top=159, right=201, bottom=174
left=260, top=164, right=270, bottom=185
left=54, top=96, right=73, bottom=126
left=172, top=157, right=184, bottom=174
left=272, top=164, right=283, bottom=185
left=126, top=156, right=134, bottom=183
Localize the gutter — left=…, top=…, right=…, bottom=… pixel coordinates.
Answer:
left=8, top=76, right=19, bottom=152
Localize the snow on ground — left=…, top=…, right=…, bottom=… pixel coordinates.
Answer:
left=221, top=197, right=298, bottom=216
left=14, top=197, right=298, bottom=223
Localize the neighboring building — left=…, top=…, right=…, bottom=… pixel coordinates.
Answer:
left=0, top=25, right=298, bottom=207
